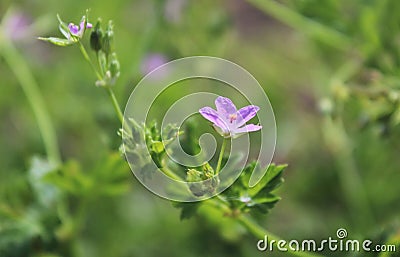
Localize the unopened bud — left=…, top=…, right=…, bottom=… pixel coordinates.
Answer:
left=102, top=20, right=114, bottom=55
left=109, top=53, right=120, bottom=78
left=90, top=19, right=103, bottom=52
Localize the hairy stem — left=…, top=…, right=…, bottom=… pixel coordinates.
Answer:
left=106, top=87, right=124, bottom=124
left=215, top=138, right=227, bottom=174
left=78, top=41, right=102, bottom=80
left=78, top=42, right=124, bottom=124
left=161, top=167, right=182, bottom=181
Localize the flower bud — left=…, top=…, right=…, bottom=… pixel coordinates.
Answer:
left=90, top=19, right=103, bottom=52
left=150, top=141, right=164, bottom=154
left=109, top=53, right=120, bottom=78
left=102, top=20, right=114, bottom=55
left=186, top=165, right=219, bottom=197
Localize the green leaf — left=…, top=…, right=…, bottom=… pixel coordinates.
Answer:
left=239, top=161, right=257, bottom=188
left=220, top=162, right=287, bottom=215
left=248, top=164, right=287, bottom=197
left=37, top=37, right=75, bottom=46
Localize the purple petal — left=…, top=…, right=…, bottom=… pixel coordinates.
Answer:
left=86, top=22, right=93, bottom=29
left=236, top=105, right=260, bottom=127
left=68, top=23, right=80, bottom=35
left=215, top=96, right=237, bottom=118
left=199, top=107, right=229, bottom=133
left=234, top=124, right=262, bottom=135
left=77, top=21, right=87, bottom=36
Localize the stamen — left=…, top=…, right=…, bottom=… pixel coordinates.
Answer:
left=229, top=114, right=237, bottom=123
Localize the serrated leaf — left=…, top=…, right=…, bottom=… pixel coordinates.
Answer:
left=239, top=161, right=257, bottom=188
left=221, top=163, right=286, bottom=215
left=257, top=177, right=284, bottom=197
left=248, top=164, right=287, bottom=197
left=38, top=37, right=75, bottom=46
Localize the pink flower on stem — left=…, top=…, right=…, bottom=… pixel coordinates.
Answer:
left=68, top=19, right=92, bottom=38
left=199, top=96, right=262, bottom=138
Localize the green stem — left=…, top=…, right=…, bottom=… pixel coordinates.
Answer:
left=0, top=38, right=61, bottom=166
left=161, top=167, right=182, bottom=181
left=246, top=0, right=352, bottom=51
left=215, top=138, right=227, bottom=174
left=106, top=87, right=124, bottom=124
left=78, top=42, right=124, bottom=124
left=158, top=156, right=182, bottom=180
left=78, top=41, right=102, bottom=80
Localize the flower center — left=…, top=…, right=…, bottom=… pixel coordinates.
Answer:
left=229, top=114, right=237, bottom=123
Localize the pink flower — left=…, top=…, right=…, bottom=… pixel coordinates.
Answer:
left=199, top=96, right=262, bottom=138
left=68, top=19, right=92, bottom=38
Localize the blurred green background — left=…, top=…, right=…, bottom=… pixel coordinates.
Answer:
left=1, top=0, right=400, bottom=256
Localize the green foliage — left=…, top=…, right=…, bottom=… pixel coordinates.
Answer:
left=120, top=118, right=181, bottom=179
left=221, top=163, right=286, bottom=215
left=0, top=153, right=131, bottom=257
left=173, top=163, right=286, bottom=221
left=2, top=0, right=400, bottom=256
left=1, top=159, right=59, bottom=257
left=186, top=163, right=219, bottom=197
left=44, top=153, right=130, bottom=197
